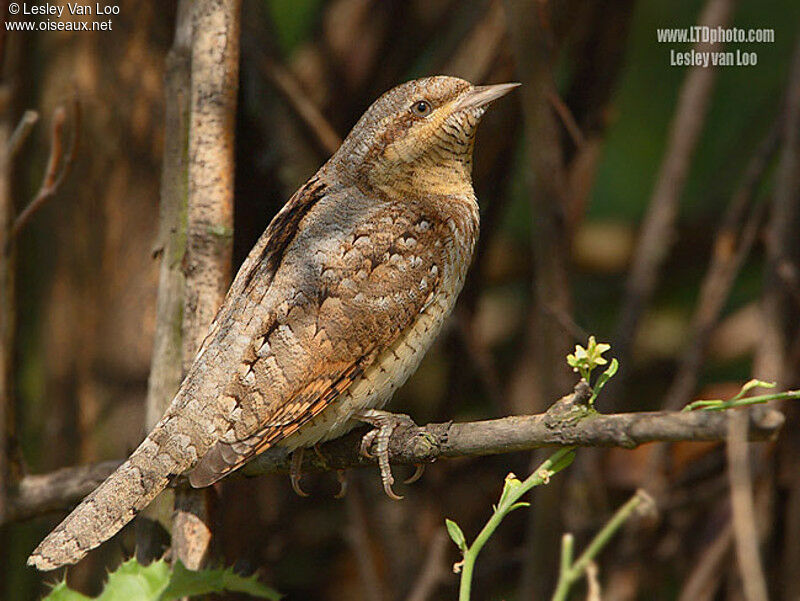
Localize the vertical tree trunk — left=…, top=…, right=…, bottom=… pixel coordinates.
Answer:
left=136, top=0, right=193, bottom=564
left=172, top=0, right=241, bottom=570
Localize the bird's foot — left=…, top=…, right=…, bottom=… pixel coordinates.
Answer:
left=290, top=448, right=309, bottom=497
left=354, top=409, right=416, bottom=500
left=313, top=443, right=348, bottom=498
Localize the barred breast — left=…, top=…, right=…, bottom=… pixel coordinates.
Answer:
left=280, top=193, right=479, bottom=449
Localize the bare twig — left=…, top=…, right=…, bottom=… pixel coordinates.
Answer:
left=441, top=0, right=507, bottom=84
left=406, top=529, right=450, bottom=601
left=584, top=561, right=601, bottom=601
left=4, top=384, right=785, bottom=525
left=662, top=123, right=780, bottom=412
left=8, top=99, right=80, bottom=244
left=262, top=58, right=342, bottom=156
left=757, top=35, right=800, bottom=386
left=172, top=0, right=242, bottom=570
left=613, top=0, right=734, bottom=376
left=346, top=479, right=388, bottom=601
left=504, top=1, right=574, bottom=596
left=7, top=110, right=38, bottom=159
left=726, top=411, right=768, bottom=601
left=547, top=89, right=585, bottom=149
left=676, top=523, right=733, bottom=601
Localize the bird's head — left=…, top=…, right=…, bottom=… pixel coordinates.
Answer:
left=331, top=76, right=519, bottom=196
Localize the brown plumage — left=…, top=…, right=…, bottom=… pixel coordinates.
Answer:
left=28, top=76, right=518, bottom=570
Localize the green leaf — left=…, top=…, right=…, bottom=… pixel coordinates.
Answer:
left=41, top=558, right=280, bottom=601
left=498, top=472, right=523, bottom=506
left=161, top=561, right=280, bottom=601
left=98, top=558, right=170, bottom=601
left=735, top=379, right=776, bottom=400
left=445, top=518, right=468, bottom=552
left=589, top=358, right=619, bottom=405
left=507, top=501, right=531, bottom=513
left=44, top=582, right=91, bottom=601
left=549, top=450, right=577, bottom=475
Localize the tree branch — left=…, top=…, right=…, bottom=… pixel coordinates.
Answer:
left=8, top=98, right=80, bottom=245
left=5, top=384, right=785, bottom=526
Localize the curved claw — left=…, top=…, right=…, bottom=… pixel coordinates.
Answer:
left=290, top=448, right=309, bottom=498
left=404, top=464, right=425, bottom=484
left=382, top=477, right=404, bottom=501
left=354, top=409, right=414, bottom=501
left=334, top=470, right=349, bottom=499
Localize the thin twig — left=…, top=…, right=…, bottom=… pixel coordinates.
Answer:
left=551, top=490, right=654, bottom=601
left=346, top=479, right=388, bottom=601
left=406, top=529, right=450, bottom=601
left=726, top=411, right=768, bottom=601
left=458, top=448, right=577, bottom=601
left=662, top=122, right=780, bottom=412
left=261, top=58, right=342, bottom=156
left=613, top=0, right=735, bottom=377
left=7, top=110, right=38, bottom=159
left=504, top=1, right=575, bottom=596
left=547, top=89, right=585, bottom=149
left=676, top=522, right=732, bottom=601
left=8, top=98, right=81, bottom=244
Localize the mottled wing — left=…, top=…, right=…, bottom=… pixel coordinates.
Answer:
left=188, top=191, right=447, bottom=487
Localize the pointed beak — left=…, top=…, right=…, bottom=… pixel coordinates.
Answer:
left=455, top=82, right=521, bottom=112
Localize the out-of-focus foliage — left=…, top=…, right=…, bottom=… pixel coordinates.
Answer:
left=266, top=0, right=323, bottom=54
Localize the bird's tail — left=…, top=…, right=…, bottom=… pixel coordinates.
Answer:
left=27, top=414, right=197, bottom=571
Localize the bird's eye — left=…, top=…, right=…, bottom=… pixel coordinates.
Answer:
left=411, top=100, right=432, bottom=117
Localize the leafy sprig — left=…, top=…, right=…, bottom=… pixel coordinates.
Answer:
left=566, top=337, right=618, bottom=405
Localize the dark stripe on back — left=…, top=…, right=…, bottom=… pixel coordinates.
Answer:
left=242, top=175, right=328, bottom=291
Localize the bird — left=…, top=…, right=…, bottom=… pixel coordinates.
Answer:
left=28, top=75, right=519, bottom=571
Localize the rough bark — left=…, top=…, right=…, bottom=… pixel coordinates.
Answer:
left=135, top=0, right=193, bottom=564
left=172, top=0, right=241, bottom=571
